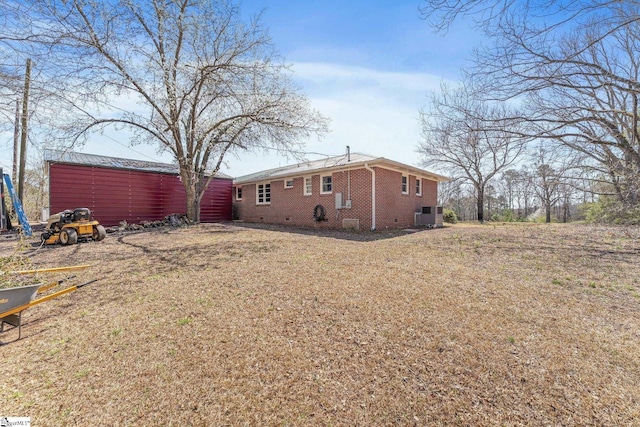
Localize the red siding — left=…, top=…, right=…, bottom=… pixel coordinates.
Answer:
left=49, top=163, right=232, bottom=226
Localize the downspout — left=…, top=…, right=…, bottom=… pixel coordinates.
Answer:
left=364, top=163, right=376, bottom=230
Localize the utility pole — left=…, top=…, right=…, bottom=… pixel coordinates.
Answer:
left=18, top=58, right=31, bottom=203
left=13, top=98, right=20, bottom=187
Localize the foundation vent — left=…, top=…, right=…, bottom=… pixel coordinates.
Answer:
left=342, top=218, right=360, bottom=230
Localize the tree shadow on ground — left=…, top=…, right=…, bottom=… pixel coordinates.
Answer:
left=226, top=221, right=446, bottom=242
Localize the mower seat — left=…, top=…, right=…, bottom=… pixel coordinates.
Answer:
left=73, top=208, right=91, bottom=222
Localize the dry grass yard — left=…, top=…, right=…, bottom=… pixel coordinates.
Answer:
left=1, top=222, right=639, bottom=426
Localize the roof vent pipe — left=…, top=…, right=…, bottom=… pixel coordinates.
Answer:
left=346, top=146, right=350, bottom=162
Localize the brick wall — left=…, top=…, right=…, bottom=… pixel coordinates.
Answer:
left=234, top=168, right=373, bottom=230
left=375, top=168, right=438, bottom=229
left=423, top=179, right=438, bottom=206
left=233, top=165, right=439, bottom=230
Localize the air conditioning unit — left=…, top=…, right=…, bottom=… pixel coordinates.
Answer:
left=414, top=206, right=444, bottom=227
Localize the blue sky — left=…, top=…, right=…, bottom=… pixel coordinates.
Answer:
left=241, top=0, right=469, bottom=75
left=0, top=0, right=477, bottom=177
left=225, top=0, right=476, bottom=176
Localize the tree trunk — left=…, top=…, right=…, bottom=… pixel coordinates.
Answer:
left=477, top=188, right=484, bottom=223
left=181, top=167, right=202, bottom=223
left=184, top=182, right=201, bottom=223
left=187, top=197, right=200, bottom=223
left=545, top=203, right=551, bottom=223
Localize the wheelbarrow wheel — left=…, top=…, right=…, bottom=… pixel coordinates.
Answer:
left=92, top=225, right=106, bottom=242
left=59, top=228, right=78, bottom=245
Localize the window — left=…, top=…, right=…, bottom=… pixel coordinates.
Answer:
left=257, top=183, right=271, bottom=204
left=284, top=179, right=294, bottom=189
left=401, top=175, right=408, bottom=194
left=415, top=178, right=421, bottom=196
left=321, top=175, right=332, bottom=194
left=236, top=186, right=242, bottom=201
left=304, top=177, right=312, bottom=195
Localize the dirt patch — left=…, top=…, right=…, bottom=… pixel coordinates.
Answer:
left=1, top=222, right=639, bottom=425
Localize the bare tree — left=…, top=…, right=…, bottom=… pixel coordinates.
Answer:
left=437, top=179, right=460, bottom=207
left=420, top=0, right=640, bottom=37
left=529, top=145, right=584, bottom=223
left=421, top=1, right=640, bottom=215
left=531, top=149, right=562, bottom=223
left=439, top=180, right=479, bottom=221
left=498, top=169, right=519, bottom=211
left=516, top=167, right=537, bottom=219
left=2, top=0, right=328, bottom=221
left=419, top=82, right=529, bottom=222
left=493, top=166, right=539, bottom=220
left=21, top=149, right=48, bottom=221
left=0, top=30, right=25, bottom=139
left=517, top=11, right=640, bottom=207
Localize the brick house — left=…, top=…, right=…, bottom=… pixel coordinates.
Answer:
left=232, top=153, right=449, bottom=230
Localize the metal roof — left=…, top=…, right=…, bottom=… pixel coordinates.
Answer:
left=43, top=149, right=233, bottom=179
left=234, top=152, right=450, bottom=184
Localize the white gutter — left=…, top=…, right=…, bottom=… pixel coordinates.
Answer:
left=364, top=163, right=376, bottom=230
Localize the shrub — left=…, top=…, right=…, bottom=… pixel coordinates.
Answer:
left=581, top=202, right=603, bottom=224
left=443, top=208, right=458, bottom=224
left=490, top=209, right=516, bottom=222
left=582, top=199, right=640, bottom=225
left=500, top=209, right=516, bottom=222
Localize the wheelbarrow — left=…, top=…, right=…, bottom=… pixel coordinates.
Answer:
left=0, top=265, right=97, bottom=340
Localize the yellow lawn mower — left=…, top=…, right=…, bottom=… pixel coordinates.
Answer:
left=41, top=208, right=106, bottom=245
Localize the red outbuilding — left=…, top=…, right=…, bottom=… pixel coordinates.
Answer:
left=44, top=149, right=232, bottom=226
